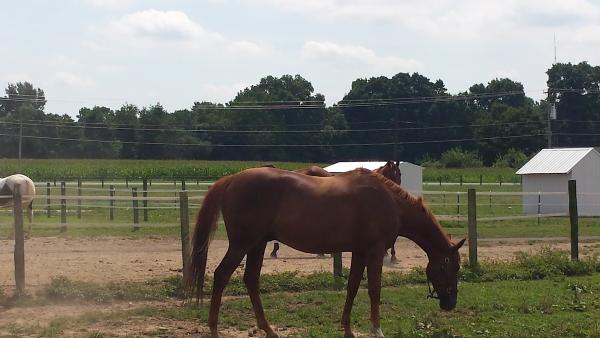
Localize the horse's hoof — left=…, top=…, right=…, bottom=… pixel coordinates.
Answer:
left=390, top=256, right=398, bottom=263
left=372, top=327, right=385, bottom=338
left=270, top=253, right=277, bottom=259
left=343, top=332, right=356, bottom=338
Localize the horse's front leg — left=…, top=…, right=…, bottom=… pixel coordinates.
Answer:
left=366, top=244, right=386, bottom=338
left=341, top=252, right=366, bottom=338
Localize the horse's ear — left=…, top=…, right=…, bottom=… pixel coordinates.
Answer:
left=395, top=160, right=400, bottom=166
left=386, top=160, right=393, bottom=166
left=452, top=238, right=466, bottom=251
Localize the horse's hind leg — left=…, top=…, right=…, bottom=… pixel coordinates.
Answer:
left=27, top=201, right=33, bottom=233
left=390, top=241, right=397, bottom=263
left=341, top=252, right=366, bottom=338
left=269, top=242, right=279, bottom=258
left=209, top=247, right=246, bottom=337
left=367, top=244, right=386, bottom=338
left=245, top=241, right=278, bottom=338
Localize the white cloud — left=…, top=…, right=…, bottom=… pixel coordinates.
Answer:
left=244, top=0, right=600, bottom=40
left=54, top=71, right=96, bottom=88
left=87, top=0, right=137, bottom=10
left=201, top=82, right=249, bottom=102
left=110, top=9, right=222, bottom=43
left=574, top=25, right=600, bottom=44
left=227, top=40, right=265, bottom=55
left=1, top=73, right=33, bottom=84
left=106, top=9, right=266, bottom=53
left=302, top=41, right=421, bottom=70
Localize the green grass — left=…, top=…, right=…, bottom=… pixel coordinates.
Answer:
left=3, top=249, right=599, bottom=337
left=15, top=274, right=600, bottom=337
left=0, top=159, right=321, bottom=180
left=2, top=159, right=520, bottom=183
left=424, top=166, right=520, bottom=184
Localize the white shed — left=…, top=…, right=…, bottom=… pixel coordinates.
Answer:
left=323, top=161, right=423, bottom=196
left=516, top=147, right=600, bottom=216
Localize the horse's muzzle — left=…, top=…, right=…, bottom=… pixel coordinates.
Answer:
left=439, top=293, right=457, bottom=311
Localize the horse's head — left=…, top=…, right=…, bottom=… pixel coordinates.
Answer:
left=378, top=160, right=401, bottom=185
left=425, top=238, right=465, bottom=311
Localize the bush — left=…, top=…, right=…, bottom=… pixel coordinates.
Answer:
left=493, top=148, right=530, bottom=168
left=438, top=148, right=483, bottom=168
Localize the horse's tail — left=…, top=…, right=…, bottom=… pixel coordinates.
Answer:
left=186, top=174, right=234, bottom=304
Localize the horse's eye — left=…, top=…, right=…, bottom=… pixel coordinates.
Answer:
left=444, top=257, right=450, bottom=264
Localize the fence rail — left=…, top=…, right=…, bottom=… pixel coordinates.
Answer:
left=0, top=178, right=589, bottom=296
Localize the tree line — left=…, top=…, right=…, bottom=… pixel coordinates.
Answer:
left=1, top=62, right=599, bottom=165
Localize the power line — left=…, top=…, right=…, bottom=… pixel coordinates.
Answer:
left=0, top=119, right=545, bottom=134
left=0, top=132, right=546, bottom=147
left=0, top=91, right=527, bottom=109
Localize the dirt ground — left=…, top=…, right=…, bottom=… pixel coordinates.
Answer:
left=2, top=236, right=599, bottom=288
left=1, top=236, right=599, bottom=337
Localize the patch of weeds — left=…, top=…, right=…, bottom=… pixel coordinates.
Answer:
left=40, top=276, right=176, bottom=303
left=39, top=320, right=65, bottom=337
left=86, top=332, right=105, bottom=338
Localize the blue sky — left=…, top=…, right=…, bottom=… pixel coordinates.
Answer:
left=2, top=0, right=600, bottom=117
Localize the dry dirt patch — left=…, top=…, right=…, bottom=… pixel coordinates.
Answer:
left=2, top=237, right=599, bottom=289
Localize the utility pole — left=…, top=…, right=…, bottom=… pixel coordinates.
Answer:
left=18, top=118, right=23, bottom=172
left=545, top=89, right=556, bottom=149
left=547, top=104, right=553, bottom=148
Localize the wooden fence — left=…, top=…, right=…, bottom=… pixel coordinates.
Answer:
left=3, top=179, right=585, bottom=294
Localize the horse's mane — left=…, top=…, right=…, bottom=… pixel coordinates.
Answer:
left=350, top=168, right=451, bottom=243
left=350, top=168, right=419, bottom=205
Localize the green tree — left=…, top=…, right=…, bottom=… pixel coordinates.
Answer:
left=113, top=104, right=140, bottom=159
left=0, top=82, right=47, bottom=158
left=547, top=62, right=600, bottom=147
left=339, top=73, right=470, bottom=162
left=77, top=106, right=118, bottom=158
left=469, top=78, right=544, bottom=164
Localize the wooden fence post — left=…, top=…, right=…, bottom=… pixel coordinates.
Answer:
left=181, top=179, right=186, bottom=191
left=132, top=188, right=140, bottom=231
left=77, top=179, right=82, bottom=219
left=468, top=188, right=478, bottom=267
left=46, top=182, right=51, bottom=218
left=143, top=178, right=148, bottom=222
left=13, top=184, right=25, bottom=295
left=179, top=191, right=191, bottom=280
left=101, top=176, right=104, bottom=188
left=333, top=252, right=343, bottom=281
left=109, top=185, right=115, bottom=221
left=60, top=181, right=67, bottom=230
left=568, top=180, right=579, bottom=261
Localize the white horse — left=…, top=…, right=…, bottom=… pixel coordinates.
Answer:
left=0, top=174, right=36, bottom=229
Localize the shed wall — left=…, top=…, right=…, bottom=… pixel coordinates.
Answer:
left=522, top=174, right=570, bottom=215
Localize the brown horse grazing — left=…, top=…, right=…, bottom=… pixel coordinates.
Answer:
left=188, top=167, right=465, bottom=338
left=269, top=161, right=402, bottom=259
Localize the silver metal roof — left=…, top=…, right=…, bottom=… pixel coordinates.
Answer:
left=516, top=148, right=598, bottom=175
left=323, top=161, right=421, bottom=173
